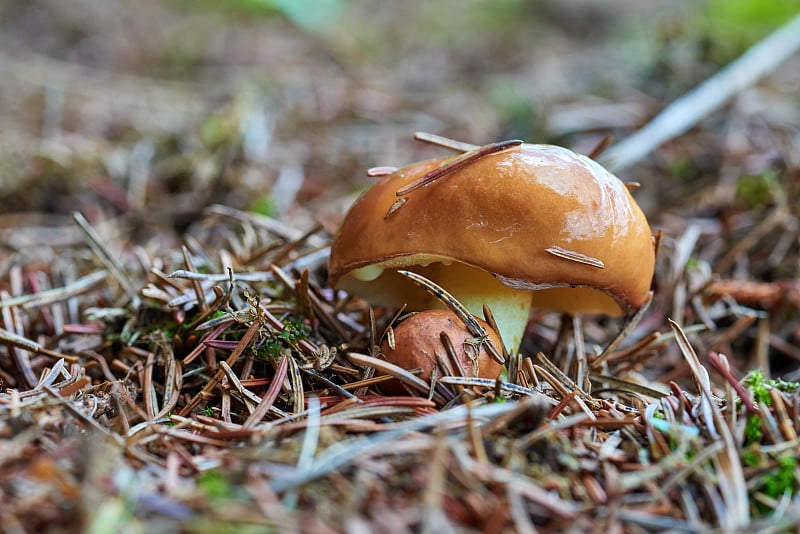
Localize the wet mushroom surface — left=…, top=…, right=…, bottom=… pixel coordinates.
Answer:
left=329, top=141, right=656, bottom=352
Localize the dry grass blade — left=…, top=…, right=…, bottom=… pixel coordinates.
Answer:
left=269, top=401, right=518, bottom=492
left=297, top=396, right=321, bottom=472
left=592, top=291, right=653, bottom=369
left=482, top=304, right=510, bottom=363
left=220, top=360, right=262, bottom=408
left=438, top=376, right=557, bottom=403
left=323, top=406, right=417, bottom=420
left=205, top=204, right=328, bottom=248
left=156, top=353, right=181, bottom=419
left=282, top=396, right=323, bottom=509
left=451, top=443, right=578, bottom=519
left=669, top=319, right=749, bottom=529
left=366, top=165, right=399, bottom=177
left=34, top=358, right=67, bottom=389
left=180, top=316, right=262, bottom=417
left=244, top=355, right=289, bottom=428
left=346, top=351, right=446, bottom=404
left=421, top=432, right=450, bottom=534
left=591, top=374, right=668, bottom=399
left=167, top=269, right=276, bottom=284
left=72, top=211, right=140, bottom=306
left=286, top=355, right=305, bottom=414
left=514, top=412, right=590, bottom=450
left=0, top=327, right=79, bottom=364
left=586, top=134, right=613, bottom=159
left=396, top=271, right=484, bottom=337
left=0, top=270, right=108, bottom=309
left=182, top=244, right=209, bottom=315
left=650, top=440, right=725, bottom=502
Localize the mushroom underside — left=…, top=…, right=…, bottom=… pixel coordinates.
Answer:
left=339, top=257, right=626, bottom=351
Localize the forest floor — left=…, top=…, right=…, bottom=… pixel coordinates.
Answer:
left=1, top=1, right=800, bottom=532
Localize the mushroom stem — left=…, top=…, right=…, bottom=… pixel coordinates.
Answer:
left=425, top=262, right=531, bottom=353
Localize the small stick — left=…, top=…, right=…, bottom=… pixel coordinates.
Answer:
left=545, top=247, right=604, bottom=269
left=396, top=139, right=522, bottom=196
left=182, top=245, right=209, bottom=314
left=346, top=351, right=446, bottom=404
left=586, top=134, right=613, bottom=160
left=599, top=13, right=800, bottom=172
left=440, top=331, right=467, bottom=378
left=396, top=270, right=504, bottom=365
left=366, top=166, right=399, bottom=177
left=397, top=271, right=483, bottom=337
left=413, top=131, right=478, bottom=153
left=0, top=326, right=79, bottom=364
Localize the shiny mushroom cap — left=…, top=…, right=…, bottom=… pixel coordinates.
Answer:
left=329, top=142, right=655, bottom=348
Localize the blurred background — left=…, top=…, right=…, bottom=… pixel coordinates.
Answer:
left=0, top=0, right=798, bottom=245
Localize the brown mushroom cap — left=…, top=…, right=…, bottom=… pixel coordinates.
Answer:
left=329, top=143, right=654, bottom=318
left=379, top=309, right=503, bottom=394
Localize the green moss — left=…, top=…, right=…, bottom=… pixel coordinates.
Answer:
left=735, top=172, right=777, bottom=210
left=279, top=320, right=311, bottom=344
left=742, top=449, right=759, bottom=468
left=745, top=369, right=772, bottom=405
left=197, top=470, right=234, bottom=501
left=767, top=377, right=800, bottom=395
left=164, top=412, right=177, bottom=427
left=259, top=319, right=312, bottom=359
left=761, top=454, right=798, bottom=499
left=744, top=450, right=799, bottom=515
left=260, top=338, right=282, bottom=359
left=744, top=369, right=800, bottom=407
left=744, top=413, right=763, bottom=445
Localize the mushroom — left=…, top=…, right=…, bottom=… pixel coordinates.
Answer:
left=329, top=140, right=655, bottom=353
left=379, top=309, right=503, bottom=394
